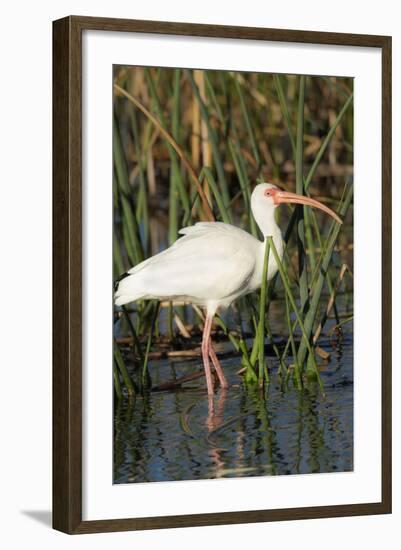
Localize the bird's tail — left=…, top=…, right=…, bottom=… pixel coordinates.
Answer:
left=114, top=273, right=145, bottom=306
left=114, top=293, right=143, bottom=307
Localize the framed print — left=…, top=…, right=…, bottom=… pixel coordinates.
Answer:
left=52, top=16, right=392, bottom=534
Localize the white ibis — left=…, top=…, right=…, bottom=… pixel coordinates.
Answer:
left=115, top=183, right=341, bottom=396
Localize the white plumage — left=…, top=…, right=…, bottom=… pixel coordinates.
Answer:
left=116, top=222, right=270, bottom=309
left=115, top=182, right=341, bottom=397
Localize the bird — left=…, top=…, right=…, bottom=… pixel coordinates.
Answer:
left=115, top=183, right=342, bottom=396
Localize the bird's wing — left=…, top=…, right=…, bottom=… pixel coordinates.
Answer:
left=123, top=222, right=258, bottom=303
left=178, top=221, right=253, bottom=240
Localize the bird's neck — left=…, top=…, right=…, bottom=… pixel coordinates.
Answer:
left=252, top=203, right=281, bottom=241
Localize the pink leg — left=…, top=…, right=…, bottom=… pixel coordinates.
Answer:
left=209, top=339, right=228, bottom=388
left=201, top=314, right=215, bottom=396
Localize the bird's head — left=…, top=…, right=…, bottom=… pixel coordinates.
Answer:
left=251, top=182, right=342, bottom=225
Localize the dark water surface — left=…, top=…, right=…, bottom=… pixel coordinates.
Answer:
left=114, top=312, right=353, bottom=484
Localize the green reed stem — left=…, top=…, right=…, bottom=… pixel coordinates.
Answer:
left=144, top=69, right=192, bottom=221
left=233, top=74, right=261, bottom=169
left=122, top=306, right=144, bottom=362
left=113, top=339, right=135, bottom=396
left=264, top=315, right=287, bottom=377
left=295, top=76, right=308, bottom=316
left=113, top=363, right=123, bottom=400
left=273, top=74, right=296, bottom=153
left=304, top=207, right=317, bottom=272
left=309, top=208, right=340, bottom=324
left=304, top=93, right=354, bottom=190
left=113, top=232, right=125, bottom=279
left=168, top=303, right=174, bottom=341
left=113, top=117, right=144, bottom=265
left=201, top=168, right=230, bottom=224
left=141, top=302, right=160, bottom=387
left=239, top=339, right=258, bottom=384
left=267, top=237, right=323, bottom=393
left=283, top=92, right=353, bottom=242
left=228, top=138, right=259, bottom=237
left=296, top=183, right=353, bottom=367
left=284, top=293, right=302, bottom=389
left=120, top=198, right=142, bottom=268
left=280, top=183, right=351, bottom=366
left=268, top=90, right=353, bottom=322
left=204, top=72, right=227, bottom=134
left=130, top=108, right=149, bottom=253
left=258, top=239, right=270, bottom=386
left=169, top=70, right=181, bottom=245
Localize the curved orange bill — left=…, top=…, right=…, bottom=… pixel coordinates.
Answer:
left=274, top=190, right=342, bottom=224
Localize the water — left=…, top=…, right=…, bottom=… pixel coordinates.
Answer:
left=113, top=312, right=353, bottom=484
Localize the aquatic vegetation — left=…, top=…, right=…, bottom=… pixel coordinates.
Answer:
left=112, top=67, right=353, bottom=397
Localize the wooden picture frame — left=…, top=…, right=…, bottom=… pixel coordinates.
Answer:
left=53, top=15, right=392, bottom=534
